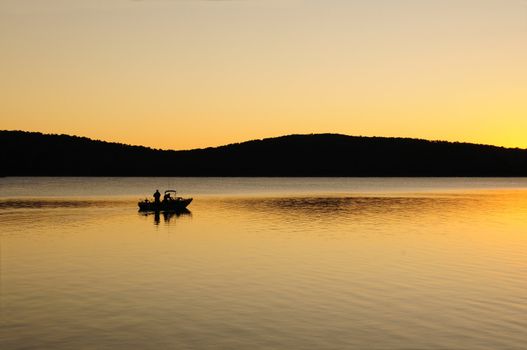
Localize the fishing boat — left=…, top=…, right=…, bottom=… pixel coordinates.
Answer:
left=138, top=190, right=192, bottom=212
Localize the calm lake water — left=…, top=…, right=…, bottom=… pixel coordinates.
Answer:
left=1, top=177, right=526, bottom=350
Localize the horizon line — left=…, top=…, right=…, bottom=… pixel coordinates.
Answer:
left=2, top=129, right=526, bottom=152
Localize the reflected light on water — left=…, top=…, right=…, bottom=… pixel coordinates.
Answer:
left=1, top=184, right=527, bottom=349
left=139, top=209, right=193, bottom=226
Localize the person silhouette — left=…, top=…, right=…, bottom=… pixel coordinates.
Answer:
left=153, top=189, right=161, bottom=205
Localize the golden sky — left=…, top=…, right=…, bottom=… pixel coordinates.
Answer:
left=1, top=0, right=526, bottom=150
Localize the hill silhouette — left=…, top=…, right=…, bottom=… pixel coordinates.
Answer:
left=1, top=130, right=527, bottom=176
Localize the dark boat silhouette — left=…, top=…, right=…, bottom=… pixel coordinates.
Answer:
left=138, top=190, right=193, bottom=212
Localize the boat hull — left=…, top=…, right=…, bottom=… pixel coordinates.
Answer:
left=138, top=198, right=193, bottom=212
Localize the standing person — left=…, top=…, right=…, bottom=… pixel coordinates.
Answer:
left=153, top=189, right=161, bottom=205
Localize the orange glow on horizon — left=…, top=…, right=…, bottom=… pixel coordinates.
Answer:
left=1, top=1, right=526, bottom=150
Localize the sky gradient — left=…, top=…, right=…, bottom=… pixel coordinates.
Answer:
left=1, top=0, right=526, bottom=150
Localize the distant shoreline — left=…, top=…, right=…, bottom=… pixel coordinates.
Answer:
left=2, top=131, right=527, bottom=177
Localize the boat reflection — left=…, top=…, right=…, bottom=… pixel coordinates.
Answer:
left=140, top=208, right=192, bottom=225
